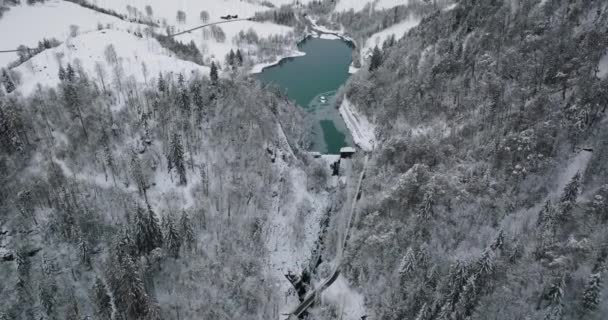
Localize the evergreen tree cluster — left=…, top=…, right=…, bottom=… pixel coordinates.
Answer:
left=341, top=0, right=608, bottom=319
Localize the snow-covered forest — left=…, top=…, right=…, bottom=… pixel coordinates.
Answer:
left=2, top=0, right=608, bottom=319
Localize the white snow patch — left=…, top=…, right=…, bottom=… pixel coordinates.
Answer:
left=443, top=3, right=458, bottom=11
left=598, top=52, right=608, bottom=78
left=334, top=0, right=412, bottom=12
left=320, top=275, right=366, bottom=320
left=348, top=64, right=360, bottom=74
left=249, top=49, right=306, bottom=74
left=376, top=0, right=410, bottom=10
left=361, top=14, right=421, bottom=65
left=334, top=0, right=375, bottom=12
left=0, top=0, right=142, bottom=67
left=15, top=30, right=209, bottom=96
left=553, top=150, right=593, bottom=197
left=339, top=98, right=376, bottom=151
left=320, top=34, right=342, bottom=40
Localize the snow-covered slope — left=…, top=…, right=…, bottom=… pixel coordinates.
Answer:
left=81, top=0, right=299, bottom=68
left=339, top=98, right=376, bottom=151
left=15, top=30, right=209, bottom=96
left=361, top=14, right=421, bottom=63
left=87, top=0, right=268, bottom=27
left=334, top=0, right=410, bottom=12
left=0, top=0, right=144, bottom=67
left=173, top=19, right=295, bottom=65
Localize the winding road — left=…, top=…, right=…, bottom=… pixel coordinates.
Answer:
left=288, top=155, right=369, bottom=318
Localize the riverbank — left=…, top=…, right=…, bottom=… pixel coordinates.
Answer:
left=339, top=97, right=376, bottom=152
left=250, top=49, right=306, bottom=74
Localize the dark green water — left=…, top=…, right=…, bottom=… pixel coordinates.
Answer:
left=257, top=37, right=354, bottom=154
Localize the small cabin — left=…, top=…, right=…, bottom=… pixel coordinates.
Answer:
left=340, top=147, right=356, bottom=159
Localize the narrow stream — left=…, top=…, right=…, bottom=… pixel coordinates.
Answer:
left=256, top=37, right=354, bottom=154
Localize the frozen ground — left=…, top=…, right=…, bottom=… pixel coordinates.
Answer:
left=14, top=29, right=209, bottom=96
left=339, top=98, right=376, bottom=151
left=0, top=0, right=143, bottom=67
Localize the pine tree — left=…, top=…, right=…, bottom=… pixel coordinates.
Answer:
left=559, top=172, right=580, bottom=218
left=180, top=212, right=195, bottom=251
left=130, top=156, right=148, bottom=198
left=236, top=49, right=243, bottom=66
left=227, top=49, right=236, bottom=67
left=454, top=274, right=478, bottom=318
left=58, top=65, right=67, bottom=81
left=65, top=63, right=76, bottom=82
left=417, top=189, right=434, bottom=220
left=210, top=61, right=219, bottom=84
left=164, top=215, right=182, bottom=258
left=135, top=207, right=150, bottom=255
left=135, top=207, right=163, bottom=255
left=369, top=45, right=383, bottom=71
left=581, top=272, right=602, bottom=315
left=93, top=278, right=112, bottom=320
left=147, top=206, right=163, bottom=250
left=157, top=72, right=166, bottom=93
left=168, top=133, right=187, bottom=185
left=476, top=249, right=494, bottom=276
left=176, top=74, right=190, bottom=113
left=398, top=247, right=416, bottom=276
left=1, top=69, right=15, bottom=93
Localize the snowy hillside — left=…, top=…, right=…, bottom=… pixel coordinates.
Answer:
left=361, top=14, right=420, bottom=63
left=334, top=0, right=410, bottom=12
left=14, top=29, right=209, bottom=96
left=0, top=0, right=145, bottom=67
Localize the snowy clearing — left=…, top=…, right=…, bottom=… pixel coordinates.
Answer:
left=85, top=0, right=269, bottom=27
left=15, top=30, right=209, bottom=96
left=361, top=14, right=421, bottom=64
left=334, top=0, right=410, bottom=12
left=0, top=0, right=143, bottom=67
left=339, top=98, right=376, bottom=151
left=173, top=19, right=296, bottom=66
left=319, top=275, right=366, bottom=320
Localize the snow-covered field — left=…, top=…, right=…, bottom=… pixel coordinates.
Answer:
left=0, top=0, right=144, bottom=67
left=339, top=98, right=376, bottom=151
left=173, top=19, right=296, bottom=67
left=334, top=0, right=410, bottom=12
left=15, top=29, right=209, bottom=96
left=86, top=0, right=269, bottom=25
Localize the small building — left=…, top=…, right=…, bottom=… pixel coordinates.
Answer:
left=310, top=151, right=322, bottom=158
left=340, top=147, right=356, bottom=159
